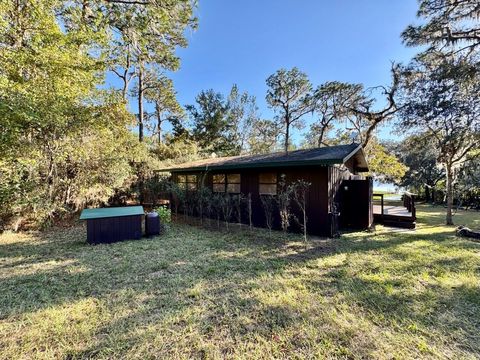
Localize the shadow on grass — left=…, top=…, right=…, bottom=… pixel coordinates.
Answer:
left=0, top=224, right=475, bottom=315
left=1, top=220, right=480, bottom=357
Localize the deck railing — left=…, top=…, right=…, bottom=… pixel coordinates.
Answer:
left=372, top=193, right=384, bottom=217
left=403, top=192, right=416, bottom=220
left=373, top=192, right=416, bottom=220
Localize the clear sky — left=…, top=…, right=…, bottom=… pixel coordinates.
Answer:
left=125, top=0, right=423, bottom=142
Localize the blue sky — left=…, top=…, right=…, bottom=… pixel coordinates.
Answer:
left=124, top=0, right=422, bottom=143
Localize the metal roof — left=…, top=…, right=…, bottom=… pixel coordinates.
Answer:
left=157, top=143, right=368, bottom=173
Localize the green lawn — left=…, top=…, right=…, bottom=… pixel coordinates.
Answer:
left=1, top=205, right=479, bottom=359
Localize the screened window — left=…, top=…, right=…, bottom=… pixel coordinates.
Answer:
left=212, top=173, right=241, bottom=193
left=177, top=174, right=197, bottom=191
left=186, top=175, right=197, bottom=191
left=213, top=174, right=226, bottom=193
left=226, top=174, right=241, bottom=193
left=259, top=173, right=277, bottom=195
left=177, top=175, right=187, bottom=190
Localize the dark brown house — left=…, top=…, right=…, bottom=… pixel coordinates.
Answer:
left=159, top=143, right=373, bottom=237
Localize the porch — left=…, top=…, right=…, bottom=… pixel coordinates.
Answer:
left=373, top=192, right=416, bottom=229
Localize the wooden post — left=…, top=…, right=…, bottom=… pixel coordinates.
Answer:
left=411, top=194, right=416, bottom=220
left=381, top=194, right=384, bottom=218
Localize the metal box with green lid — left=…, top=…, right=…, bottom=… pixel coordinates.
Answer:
left=80, top=206, right=144, bottom=244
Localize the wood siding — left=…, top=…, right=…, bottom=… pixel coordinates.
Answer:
left=171, top=166, right=372, bottom=236
left=174, top=167, right=329, bottom=236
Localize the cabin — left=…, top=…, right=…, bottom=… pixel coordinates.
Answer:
left=158, top=143, right=374, bottom=237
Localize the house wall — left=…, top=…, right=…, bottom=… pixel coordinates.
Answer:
left=171, top=166, right=372, bottom=236
left=172, top=166, right=349, bottom=236
left=339, top=178, right=373, bottom=229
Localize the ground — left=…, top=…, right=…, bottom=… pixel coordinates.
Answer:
left=0, top=205, right=479, bottom=359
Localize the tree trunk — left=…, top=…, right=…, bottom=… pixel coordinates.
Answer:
left=122, top=75, right=130, bottom=101
left=284, top=120, right=290, bottom=153
left=317, top=127, right=326, bottom=148
left=121, top=45, right=131, bottom=100
left=138, top=62, right=144, bottom=142
left=425, top=185, right=430, bottom=203
left=445, top=162, right=454, bottom=225
left=155, top=103, right=162, bottom=144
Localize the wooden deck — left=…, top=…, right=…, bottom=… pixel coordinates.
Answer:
left=372, top=193, right=417, bottom=229
left=373, top=205, right=412, bottom=217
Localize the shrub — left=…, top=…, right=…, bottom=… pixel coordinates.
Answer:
left=276, top=174, right=293, bottom=233
left=260, top=195, right=276, bottom=234
left=154, top=206, right=172, bottom=224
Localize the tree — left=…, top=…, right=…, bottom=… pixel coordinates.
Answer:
left=187, top=89, right=234, bottom=155
left=291, top=180, right=311, bottom=244
left=276, top=175, right=293, bottom=234
left=232, top=193, right=246, bottom=229
left=212, top=193, right=223, bottom=228
left=77, top=0, right=194, bottom=94
left=365, top=140, right=408, bottom=184
left=0, top=0, right=173, bottom=229
left=399, top=54, right=480, bottom=224
left=309, top=82, right=358, bottom=147
left=226, top=84, right=260, bottom=154
left=302, top=79, right=407, bottom=182
left=144, top=75, right=183, bottom=144
left=247, top=119, right=281, bottom=154
left=305, top=66, right=402, bottom=149
left=153, top=135, right=200, bottom=166
left=60, top=0, right=196, bottom=141
left=346, top=66, right=402, bottom=148
left=266, top=68, right=314, bottom=153
left=456, top=156, right=480, bottom=209
left=220, top=193, right=233, bottom=229
left=196, top=185, right=211, bottom=226
left=260, top=195, right=276, bottom=234
left=392, top=133, right=445, bottom=201
left=168, top=182, right=186, bottom=220
left=402, top=0, right=480, bottom=55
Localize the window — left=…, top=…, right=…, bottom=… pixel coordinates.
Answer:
left=186, top=175, right=197, bottom=191
left=177, top=175, right=187, bottom=190
left=177, top=174, right=197, bottom=191
left=259, top=173, right=277, bottom=195
left=212, top=173, right=241, bottom=193
left=226, top=174, right=241, bottom=193
left=213, top=174, right=226, bottom=193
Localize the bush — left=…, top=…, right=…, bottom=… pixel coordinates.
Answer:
left=155, top=206, right=172, bottom=224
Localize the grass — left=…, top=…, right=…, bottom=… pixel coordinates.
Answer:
left=0, top=205, right=479, bottom=359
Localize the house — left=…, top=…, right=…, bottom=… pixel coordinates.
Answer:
left=157, top=143, right=373, bottom=237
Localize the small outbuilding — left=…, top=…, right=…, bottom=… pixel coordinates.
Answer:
left=158, top=143, right=373, bottom=237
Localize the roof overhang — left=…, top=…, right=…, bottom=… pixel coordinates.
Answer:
left=158, top=159, right=342, bottom=173
left=156, top=144, right=369, bottom=173
left=343, top=145, right=369, bottom=173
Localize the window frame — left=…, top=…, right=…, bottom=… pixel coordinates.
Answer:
left=177, top=174, right=187, bottom=190
left=212, top=173, right=241, bottom=194
left=226, top=173, right=241, bottom=194
left=259, top=172, right=278, bottom=195
left=212, top=174, right=226, bottom=193
left=177, top=174, right=197, bottom=191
